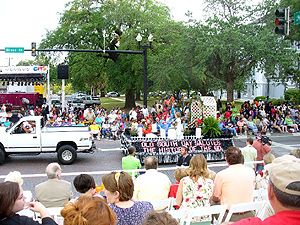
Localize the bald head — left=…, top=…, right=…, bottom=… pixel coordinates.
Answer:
left=46, top=163, right=61, bottom=179
left=144, top=156, right=158, bottom=170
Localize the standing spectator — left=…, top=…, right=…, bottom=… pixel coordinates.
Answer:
left=141, top=105, right=149, bottom=118
left=212, top=147, right=255, bottom=222
left=102, top=171, right=154, bottom=225
left=122, top=146, right=141, bottom=177
left=35, top=162, right=73, bottom=208
left=85, top=108, right=95, bottom=122
left=20, top=97, right=30, bottom=112
left=252, top=135, right=271, bottom=173
left=0, top=181, right=57, bottom=225
left=241, top=137, right=257, bottom=170
left=129, top=107, right=137, bottom=120
left=176, top=155, right=214, bottom=223
left=176, top=146, right=192, bottom=167
left=133, top=156, right=171, bottom=209
left=224, top=155, right=300, bottom=225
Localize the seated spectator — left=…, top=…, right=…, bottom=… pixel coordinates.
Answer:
left=102, top=120, right=111, bottom=138
left=255, top=152, right=275, bottom=191
left=259, top=116, right=270, bottom=134
left=71, top=174, right=100, bottom=202
left=285, top=114, right=299, bottom=132
left=3, top=118, right=12, bottom=128
left=142, top=119, right=153, bottom=136
left=246, top=116, right=258, bottom=135
left=176, top=154, right=214, bottom=223
left=142, top=211, right=178, bottom=225
left=102, top=171, right=154, bottom=224
left=90, top=120, right=101, bottom=140
left=61, top=195, right=116, bottom=225
left=133, top=156, right=171, bottom=210
left=212, top=147, right=255, bottom=222
left=223, top=155, right=300, bottom=225
left=225, top=117, right=237, bottom=136
left=35, top=162, right=73, bottom=208
left=290, top=149, right=300, bottom=158
left=0, top=181, right=56, bottom=225
left=168, top=168, right=187, bottom=209
left=4, top=171, right=23, bottom=186
left=110, top=121, right=119, bottom=140
left=237, top=117, right=248, bottom=134
left=272, top=115, right=284, bottom=133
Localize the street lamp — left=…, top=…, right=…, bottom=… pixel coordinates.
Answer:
left=136, top=33, right=153, bottom=107
left=136, top=34, right=153, bottom=107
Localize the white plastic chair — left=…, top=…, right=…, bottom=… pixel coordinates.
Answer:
left=36, top=207, right=64, bottom=225
left=168, top=209, right=186, bottom=225
left=185, top=204, right=228, bottom=225
left=168, top=197, right=178, bottom=211
left=149, top=199, right=171, bottom=211
left=224, top=201, right=266, bottom=222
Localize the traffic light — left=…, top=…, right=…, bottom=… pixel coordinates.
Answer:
left=275, top=8, right=290, bottom=35
left=31, top=42, right=36, bottom=56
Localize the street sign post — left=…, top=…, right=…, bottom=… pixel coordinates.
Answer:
left=295, top=11, right=300, bottom=25
left=4, top=47, right=24, bottom=53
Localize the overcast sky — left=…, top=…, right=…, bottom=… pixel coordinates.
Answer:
left=0, top=0, right=205, bottom=66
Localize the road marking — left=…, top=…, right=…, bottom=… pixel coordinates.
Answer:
left=99, top=148, right=123, bottom=151
left=271, top=141, right=296, bottom=151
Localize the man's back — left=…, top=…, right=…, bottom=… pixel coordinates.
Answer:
left=122, top=155, right=141, bottom=176
left=213, top=164, right=255, bottom=209
left=35, top=178, right=73, bottom=207
left=133, top=169, right=171, bottom=201
left=241, top=145, right=257, bottom=169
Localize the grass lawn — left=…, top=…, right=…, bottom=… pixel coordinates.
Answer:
left=100, top=97, right=244, bottom=113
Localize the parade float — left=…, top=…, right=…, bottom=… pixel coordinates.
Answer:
left=121, top=97, right=234, bottom=163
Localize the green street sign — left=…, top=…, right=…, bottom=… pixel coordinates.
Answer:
left=295, top=11, right=300, bottom=25
left=5, top=47, right=24, bottom=53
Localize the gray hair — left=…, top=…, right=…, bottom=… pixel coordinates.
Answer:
left=144, top=156, right=158, bottom=170
left=46, top=163, right=61, bottom=179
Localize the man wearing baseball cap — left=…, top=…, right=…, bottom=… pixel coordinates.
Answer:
left=222, top=155, right=300, bottom=224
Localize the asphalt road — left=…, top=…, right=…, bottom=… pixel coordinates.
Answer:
left=0, top=132, right=299, bottom=198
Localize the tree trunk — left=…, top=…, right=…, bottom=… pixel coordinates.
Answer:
left=125, top=89, right=136, bottom=109
left=226, top=79, right=234, bottom=103
left=135, top=91, right=141, bottom=101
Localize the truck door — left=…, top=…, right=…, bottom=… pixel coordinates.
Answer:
left=6, top=120, right=41, bottom=152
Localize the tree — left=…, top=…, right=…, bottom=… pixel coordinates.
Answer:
left=40, top=0, right=173, bottom=108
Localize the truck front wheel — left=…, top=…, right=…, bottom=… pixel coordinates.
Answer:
left=57, top=145, right=77, bottom=165
left=0, top=148, right=5, bottom=165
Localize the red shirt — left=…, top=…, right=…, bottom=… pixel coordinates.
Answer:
left=252, top=140, right=271, bottom=165
left=233, top=210, right=300, bottom=225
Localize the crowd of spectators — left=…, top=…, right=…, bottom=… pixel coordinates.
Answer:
left=218, top=97, right=300, bottom=136
left=1, top=148, right=300, bottom=225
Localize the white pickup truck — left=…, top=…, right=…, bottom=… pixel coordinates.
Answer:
left=0, top=116, right=96, bottom=165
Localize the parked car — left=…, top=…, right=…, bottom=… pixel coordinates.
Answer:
left=91, top=96, right=101, bottom=105
left=69, top=98, right=85, bottom=109
left=106, top=91, right=119, bottom=97
left=50, top=99, right=61, bottom=109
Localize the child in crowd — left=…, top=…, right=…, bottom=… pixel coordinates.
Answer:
left=168, top=168, right=187, bottom=209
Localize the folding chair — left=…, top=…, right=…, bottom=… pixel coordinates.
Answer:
left=224, top=201, right=266, bottom=222
left=149, top=199, right=171, bottom=211
left=36, top=207, right=64, bottom=225
left=168, top=197, right=179, bottom=211
left=168, top=209, right=186, bottom=225
left=185, top=204, right=228, bottom=225
left=253, top=189, right=262, bottom=201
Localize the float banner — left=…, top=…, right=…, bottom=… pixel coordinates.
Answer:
left=133, top=139, right=232, bottom=154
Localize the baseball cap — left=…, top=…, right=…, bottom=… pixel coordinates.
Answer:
left=269, top=155, right=300, bottom=196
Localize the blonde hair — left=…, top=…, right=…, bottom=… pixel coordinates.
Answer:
left=263, top=153, right=275, bottom=165
left=61, top=196, right=116, bottom=225
left=187, top=154, right=210, bottom=180
left=4, top=171, right=23, bottom=186
left=174, top=168, right=187, bottom=182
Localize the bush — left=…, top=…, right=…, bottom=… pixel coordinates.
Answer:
left=284, top=89, right=300, bottom=105
left=202, top=117, right=221, bottom=138
left=254, top=96, right=266, bottom=101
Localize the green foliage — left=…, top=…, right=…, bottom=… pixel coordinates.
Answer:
left=284, top=89, right=300, bottom=104
left=202, top=116, right=221, bottom=138
left=254, top=96, right=267, bottom=101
